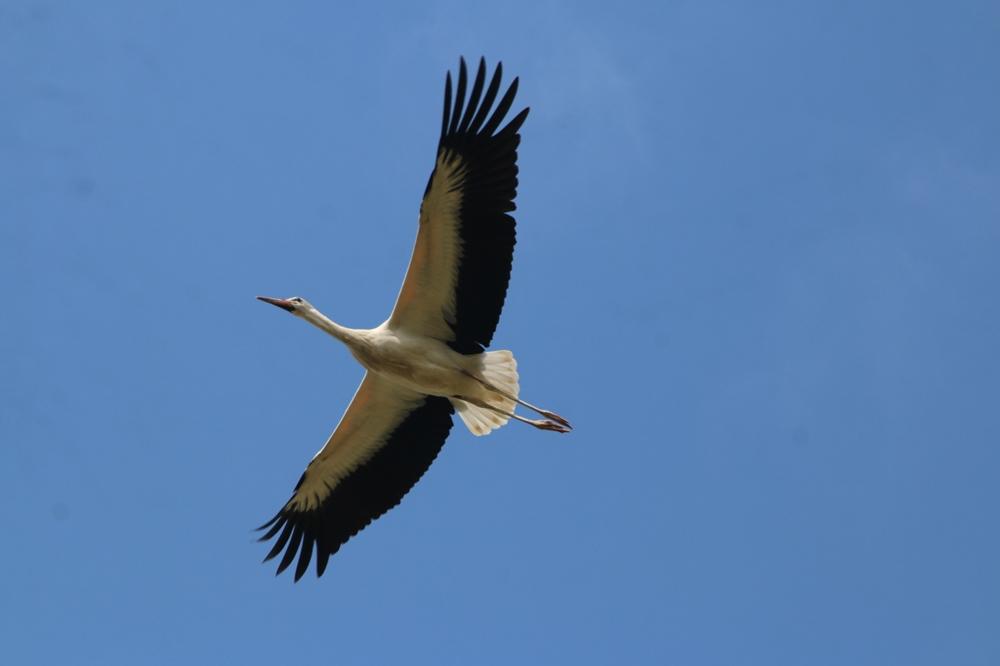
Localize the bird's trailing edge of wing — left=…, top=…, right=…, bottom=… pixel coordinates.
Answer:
left=256, top=374, right=454, bottom=581
left=390, top=57, right=529, bottom=354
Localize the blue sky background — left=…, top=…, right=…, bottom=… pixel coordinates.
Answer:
left=3, top=1, right=999, bottom=664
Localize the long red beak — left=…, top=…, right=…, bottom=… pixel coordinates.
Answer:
left=257, top=296, right=296, bottom=312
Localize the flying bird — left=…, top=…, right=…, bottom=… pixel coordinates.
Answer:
left=256, top=57, right=570, bottom=581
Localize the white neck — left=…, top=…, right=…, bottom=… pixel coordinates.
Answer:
left=301, top=308, right=359, bottom=347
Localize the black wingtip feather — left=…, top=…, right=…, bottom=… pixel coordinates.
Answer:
left=502, top=107, right=530, bottom=136
left=257, top=515, right=287, bottom=542
left=256, top=512, right=281, bottom=532
left=275, top=524, right=303, bottom=575
left=294, top=535, right=314, bottom=582
left=481, top=76, right=519, bottom=136
left=458, top=58, right=487, bottom=134
left=448, top=58, right=468, bottom=136
left=468, top=63, right=503, bottom=135
left=441, top=72, right=452, bottom=140
left=263, top=521, right=294, bottom=562
left=315, top=544, right=331, bottom=578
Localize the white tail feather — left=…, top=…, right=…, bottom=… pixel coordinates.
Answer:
left=453, top=350, right=520, bottom=436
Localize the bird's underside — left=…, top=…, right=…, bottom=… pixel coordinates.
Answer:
left=338, top=325, right=570, bottom=436
left=254, top=58, right=570, bottom=581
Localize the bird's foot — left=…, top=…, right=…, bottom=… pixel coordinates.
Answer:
left=534, top=419, right=572, bottom=434
left=538, top=409, right=571, bottom=429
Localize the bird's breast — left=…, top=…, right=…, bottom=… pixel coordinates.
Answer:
left=351, top=332, right=465, bottom=397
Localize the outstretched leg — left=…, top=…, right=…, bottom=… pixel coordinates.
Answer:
left=461, top=370, right=572, bottom=429
left=457, top=395, right=571, bottom=434
left=507, top=395, right=571, bottom=428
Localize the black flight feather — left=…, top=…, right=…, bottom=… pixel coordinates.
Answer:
left=433, top=58, right=529, bottom=353
left=257, top=396, right=454, bottom=580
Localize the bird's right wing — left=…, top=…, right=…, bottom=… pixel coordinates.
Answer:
left=257, top=372, right=454, bottom=580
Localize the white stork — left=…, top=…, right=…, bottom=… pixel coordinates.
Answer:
left=255, top=57, right=571, bottom=581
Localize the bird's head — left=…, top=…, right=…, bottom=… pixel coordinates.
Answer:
left=256, top=295, right=316, bottom=317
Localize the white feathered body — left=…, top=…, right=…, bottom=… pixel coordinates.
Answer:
left=339, top=322, right=520, bottom=436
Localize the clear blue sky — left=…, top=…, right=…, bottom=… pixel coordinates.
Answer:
left=2, top=1, right=999, bottom=664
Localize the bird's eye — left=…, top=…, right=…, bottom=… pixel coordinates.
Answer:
left=291, top=297, right=303, bottom=304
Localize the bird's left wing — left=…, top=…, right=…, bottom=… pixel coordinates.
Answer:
left=388, top=57, right=529, bottom=354
left=257, top=372, right=454, bottom=580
